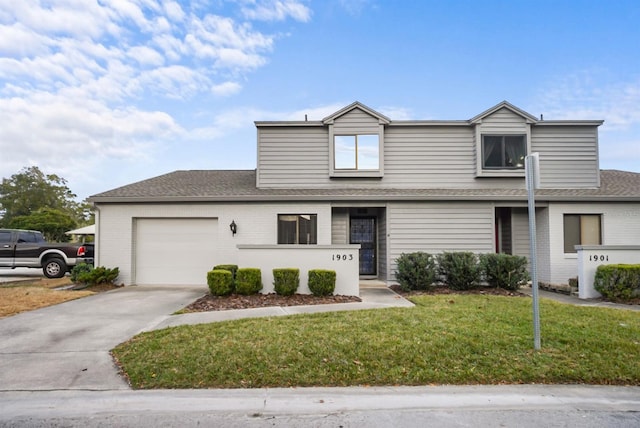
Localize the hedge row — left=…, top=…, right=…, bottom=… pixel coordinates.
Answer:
left=395, top=251, right=529, bottom=291
left=207, top=265, right=337, bottom=297
left=594, top=264, right=640, bottom=302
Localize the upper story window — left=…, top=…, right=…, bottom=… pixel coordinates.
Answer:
left=563, top=214, right=601, bottom=253
left=482, top=135, right=526, bottom=169
left=334, top=135, right=379, bottom=170
left=278, top=214, right=317, bottom=245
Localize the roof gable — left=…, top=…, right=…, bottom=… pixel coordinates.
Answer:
left=322, top=101, right=391, bottom=125
left=470, top=101, right=539, bottom=124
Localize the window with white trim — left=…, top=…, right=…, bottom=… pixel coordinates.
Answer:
left=334, top=134, right=379, bottom=170
left=563, top=214, right=601, bottom=253
left=277, top=214, right=317, bottom=244
left=482, top=135, right=526, bottom=169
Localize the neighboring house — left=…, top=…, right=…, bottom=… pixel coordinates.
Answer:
left=89, top=101, right=640, bottom=292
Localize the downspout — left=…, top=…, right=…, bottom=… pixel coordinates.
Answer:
left=93, top=203, right=101, bottom=267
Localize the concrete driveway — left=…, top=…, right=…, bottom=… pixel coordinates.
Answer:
left=0, top=285, right=206, bottom=390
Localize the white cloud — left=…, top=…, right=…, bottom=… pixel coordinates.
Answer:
left=240, top=0, right=312, bottom=22
left=127, top=45, right=165, bottom=67
left=0, top=0, right=312, bottom=196
left=534, top=71, right=640, bottom=129
left=9, top=0, right=111, bottom=39
left=163, top=1, right=186, bottom=22
left=103, top=0, right=154, bottom=32
left=186, top=14, right=274, bottom=64
left=0, top=0, right=305, bottom=102
left=0, top=90, right=183, bottom=197
left=533, top=70, right=640, bottom=173
left=0, top=22, right=49, bottom=56
left=377, top=105, right=413, bottom=120
left=211, top=81, right=242, bottom=96
left=137, top=65, right=210, bottom=98
left=337, top=0, right=374, bottom=16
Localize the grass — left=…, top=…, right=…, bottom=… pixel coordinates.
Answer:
left=112, top=294, right=640, bottom=389
left=0, top=277, right=94, bottom=318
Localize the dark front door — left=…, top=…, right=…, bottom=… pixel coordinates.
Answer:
left=350, top=217, right=376, bottom=276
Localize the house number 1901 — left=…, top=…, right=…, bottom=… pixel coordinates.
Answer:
left=589, top=254, right=609, bottom=262
left=332, top=254, right=354, bottom=261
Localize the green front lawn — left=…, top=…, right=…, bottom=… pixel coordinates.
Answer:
left=112, top=295, right=640, bottom=389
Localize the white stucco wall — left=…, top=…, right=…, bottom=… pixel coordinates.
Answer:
left=546, top=202, right=640, bottom=285
left=237, top=245, right=360, bottom=296
left=576, top=245, right=640, bottom=299
left=95, top=202, right=332, bottom=285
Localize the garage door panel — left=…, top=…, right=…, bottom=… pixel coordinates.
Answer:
left=135, top=218, right=218, bottom=285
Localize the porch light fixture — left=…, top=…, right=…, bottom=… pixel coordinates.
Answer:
left=229, top=220, right=237, bottom=236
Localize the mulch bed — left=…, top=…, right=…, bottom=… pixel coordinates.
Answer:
left=178, top=284, right=638, bottom=313
left=181, top=285, right=527, bottom=313
left=389, top=284, right=528, bottom=298
left=182, top=293, right=362, bottom=312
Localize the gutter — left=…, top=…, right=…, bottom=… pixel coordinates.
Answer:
left=88, top=193, right=640, bottom=204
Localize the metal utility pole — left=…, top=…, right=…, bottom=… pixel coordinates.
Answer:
left=525, top=153, right=541, bottom=350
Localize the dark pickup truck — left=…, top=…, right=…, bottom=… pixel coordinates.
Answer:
left=0, top=228, right=94, bottom=278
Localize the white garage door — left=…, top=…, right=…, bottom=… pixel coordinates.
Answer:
left=135, top=218, right=218, bottom=285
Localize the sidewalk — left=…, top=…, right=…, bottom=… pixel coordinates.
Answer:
left=521, top=286, right=640, bottom=311
left=149, top=281, right=414, bottom=331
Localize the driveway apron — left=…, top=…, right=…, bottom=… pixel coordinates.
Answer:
left=0, top=286, right=206, bottom=391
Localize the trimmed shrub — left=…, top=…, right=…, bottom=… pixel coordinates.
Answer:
left=437, top=252, right=481, bottom=290
left=308, top=269, right=336, bottom=296
left=273, top=268, right=299, bottom=296
left=207, top=269, right=234, bottom=296
left=394, top=252, right=437, bottom=291
left=213, top=264, right=238, bottom=280
left=71, top=264, right=119, bottom=287
left=594, top=264, right=640, bottom=302
left=235, top=268, right=263, bottom=295
left=70, top=263, right=93, bottom=283
left=479, top=253, right=529, bottom=291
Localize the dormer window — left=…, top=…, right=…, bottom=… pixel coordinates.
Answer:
left=482, top=135, right=526, bottom=169
left=334, top=134, right=379, bottom=170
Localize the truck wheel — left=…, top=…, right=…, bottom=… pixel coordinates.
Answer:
left=43, top=258, right=67, bottom=279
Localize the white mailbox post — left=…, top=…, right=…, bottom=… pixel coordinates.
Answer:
left=576, top=245, right=640, bottom=299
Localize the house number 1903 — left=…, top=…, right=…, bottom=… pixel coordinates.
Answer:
left=589, top=254, right=609, bottom=262
left=332, top=254, right=354, bottom=261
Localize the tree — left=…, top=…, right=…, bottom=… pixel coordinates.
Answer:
left=0, top=166, right=87, bottom=227
left=8, top=208, right=77, bottom=242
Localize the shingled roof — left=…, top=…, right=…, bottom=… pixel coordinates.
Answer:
left=89, top=169, right=640, bottom=203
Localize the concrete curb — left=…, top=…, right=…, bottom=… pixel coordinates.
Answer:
left=1, top=385, right=639, bottom=419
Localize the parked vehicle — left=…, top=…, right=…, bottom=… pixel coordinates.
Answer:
left=0, top=229, right=94, bottom=278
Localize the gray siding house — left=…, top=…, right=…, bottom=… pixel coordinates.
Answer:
left=89, top=101, right=640, bottom=292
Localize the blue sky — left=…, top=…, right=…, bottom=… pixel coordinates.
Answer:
left=1, top=0, right=639, bottom=200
